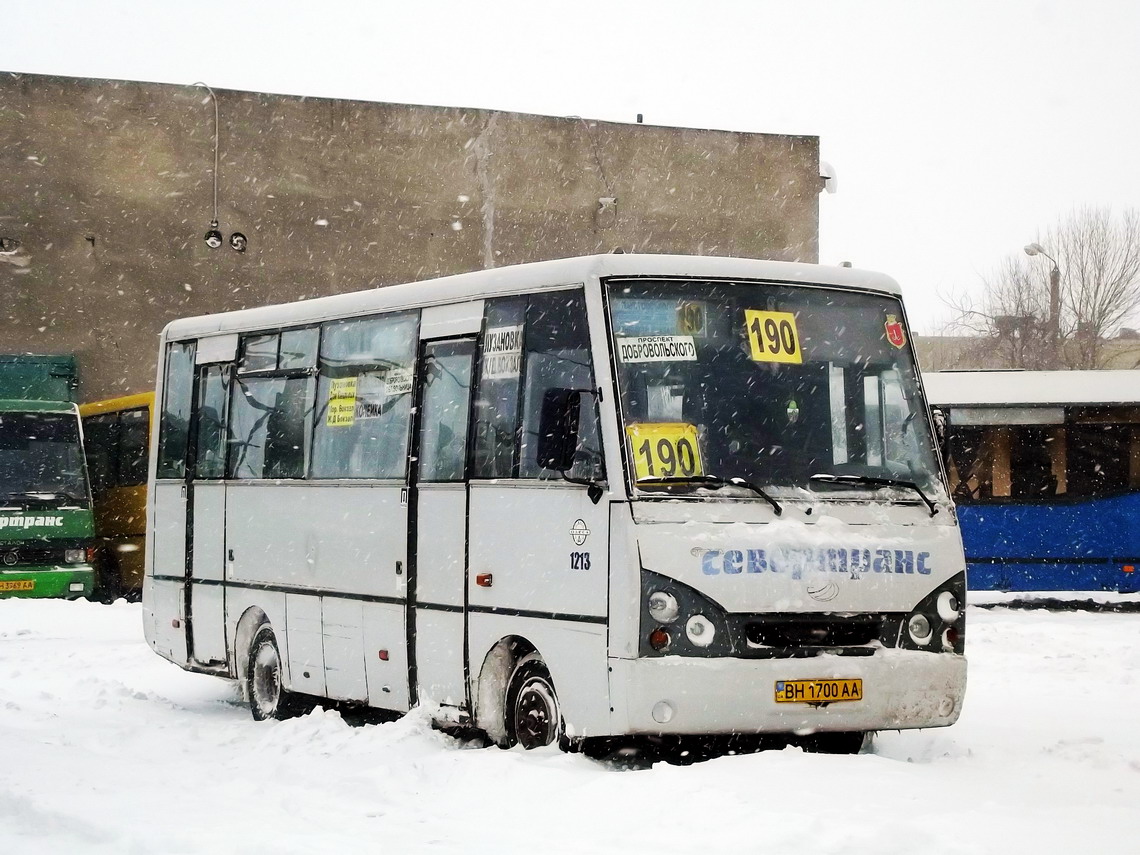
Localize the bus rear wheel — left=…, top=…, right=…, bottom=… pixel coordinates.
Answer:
left=247, top=624, right=302, bottom=721
left=505, top=655, right=562, bottom=749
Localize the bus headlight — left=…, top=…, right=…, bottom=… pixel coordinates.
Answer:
left=900, top=572, right=966, bottom=654
left=936, top=591, right=960, bottom=623
left=641, top=569, right=731, bottom=657
left=64, top=549, right=86, bottom=564
left=907, top=613, right=933, bottom=645
left=686, top=614, right=716, bottom=647
left=648, top=591, right=680, bottom=624
left=941, top=627, right=960, bottom=652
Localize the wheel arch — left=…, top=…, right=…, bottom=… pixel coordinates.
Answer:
left=232, top=605, right=270, bottom=699
left=473, top=635, right=538, bottom=745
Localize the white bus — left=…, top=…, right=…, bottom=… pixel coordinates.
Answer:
left=143, top=253, right=967, bottom=752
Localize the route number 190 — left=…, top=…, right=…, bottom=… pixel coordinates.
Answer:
left=744, top=309, right=802, bottom=364
left=625, top=423, right=704, bottom=481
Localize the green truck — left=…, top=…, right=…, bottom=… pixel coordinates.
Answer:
left=0, top=356, right=96, bottom=599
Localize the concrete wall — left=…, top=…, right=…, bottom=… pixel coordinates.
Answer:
left=0, top=73, right=822, bottom=399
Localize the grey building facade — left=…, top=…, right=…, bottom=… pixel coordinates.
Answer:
left=1, top=72, right=824, bottom=399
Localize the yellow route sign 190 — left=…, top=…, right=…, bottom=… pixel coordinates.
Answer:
left=626, top=422, right=703, bottom=481
left=744, top=310, right=803, bottom=364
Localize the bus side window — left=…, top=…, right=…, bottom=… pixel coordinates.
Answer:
left=1011, top=427, right=1061, bottom=500
left=157, top=341, right=196, bottom=479
left=227, top=330, right=318, bottom=481
left=239, top=334, right=279, bottom=373
left=880, top=369, right=927, bottom=476
left=118, top=407, right=150, bottom=487
left=946, top=426, right=984, bottom=501
left=195, top=368, right=229, bottom=480
left=418, top=341, right=475, bottom=482
left=1067, top=421, right=1129, bottom=497
left=228, top=376, right=313, bottom=480
left=519, top=291, right=603, bottom=482
left=279, top=328, right=319, bottom=371
left=310, top=312, right=418, bottom=479
left=1132, top=425, right=1140, bottom=490
left=83, top=413, right=118, bottom=497
left=472, top=297, right=527, bottom=479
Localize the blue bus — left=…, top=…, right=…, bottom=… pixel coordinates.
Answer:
left=924, top=369, right=1140, bottom=593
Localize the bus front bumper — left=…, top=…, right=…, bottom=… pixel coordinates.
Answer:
left=609, top=649, right=967, bottom=736
left=0, top=566, right=95, bottom=599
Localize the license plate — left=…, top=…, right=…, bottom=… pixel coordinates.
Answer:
left=0, top=580, right=35, bottom=592
left=775, top=678, right=863, bottom=704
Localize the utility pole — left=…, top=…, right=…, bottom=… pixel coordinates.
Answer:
left=1025, top=242, right=1062, bottom=368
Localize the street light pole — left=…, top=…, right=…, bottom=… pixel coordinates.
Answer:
left=1024, top=242, right=1062, bottom=368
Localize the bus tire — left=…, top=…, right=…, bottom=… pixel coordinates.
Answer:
left=246, top=624, right=302, bottom=721
left=799, top=730, right=872, bottom=755
left=504, top=654, right=562, bottom=750
left=94, top=551, right=122, bottom=604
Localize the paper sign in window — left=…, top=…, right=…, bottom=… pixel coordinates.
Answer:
left=326, top=377, right=358, bottom=427
left=616, top=335, right=698, bottom=363
left=384, top=367, right=413, bottom=397
left=483, top=324, right=524, bottom=379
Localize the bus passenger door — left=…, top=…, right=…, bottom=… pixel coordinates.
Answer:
left=149, top=340, right=196, bottom=663
left=187, top=362, right=230, bottom=666
left=409, top=338, right=475, bottom=711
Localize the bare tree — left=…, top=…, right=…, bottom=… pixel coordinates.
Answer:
left=944, top=206, right=1140, bottom=369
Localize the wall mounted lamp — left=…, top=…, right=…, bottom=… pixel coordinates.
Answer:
left=192, top=81, right=224, bottom=249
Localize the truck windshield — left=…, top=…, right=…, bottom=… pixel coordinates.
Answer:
left=0, top=411, right=89, bottom=505
left=606, top=278, right=946, bottom=504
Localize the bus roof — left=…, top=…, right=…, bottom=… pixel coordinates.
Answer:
left=923, top=369, right=1140, bottom=407
left=162, top=254, right=903, bottom=340
left=79, top=392, right=155, bottom=418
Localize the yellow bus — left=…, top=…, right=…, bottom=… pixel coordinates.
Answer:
left=80, top=392, right=153, bottom=600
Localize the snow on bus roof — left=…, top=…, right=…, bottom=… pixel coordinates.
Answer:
left=162, top=253, right=903, bottom=339
left=922, top=369, right=1140, bottom=407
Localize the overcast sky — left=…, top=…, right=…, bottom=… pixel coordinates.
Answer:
left=7, top=0, right=1140, bottom=332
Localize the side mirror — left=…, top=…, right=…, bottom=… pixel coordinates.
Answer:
left=537, top=388, right=581, bottom=472
left=931, top=407, right=950, bottom=466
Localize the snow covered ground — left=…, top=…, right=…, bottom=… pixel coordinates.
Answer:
left=2, top=599, right=1138, bottom=855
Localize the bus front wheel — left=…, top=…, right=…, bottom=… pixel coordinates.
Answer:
left=247, top=624, right=302, bottom=721
left=90, top=548, right=121, bottom=604
left=505, top=654, right=562, bottom=750
left=798, top=731, right=872, bottom=754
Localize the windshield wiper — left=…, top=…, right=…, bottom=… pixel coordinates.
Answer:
left=809, top=474, right=938, bottom=517
left=637, top=475, right=782, bottom=515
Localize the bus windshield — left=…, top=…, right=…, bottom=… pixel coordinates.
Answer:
left=606, top=278, right=945, bottom=503
left=0, top=411, right=89, bottom=505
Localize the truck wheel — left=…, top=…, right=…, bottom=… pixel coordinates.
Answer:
left=505, top=654, right=562, bottom=749
left=247, top=624, right=302, bottom=721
